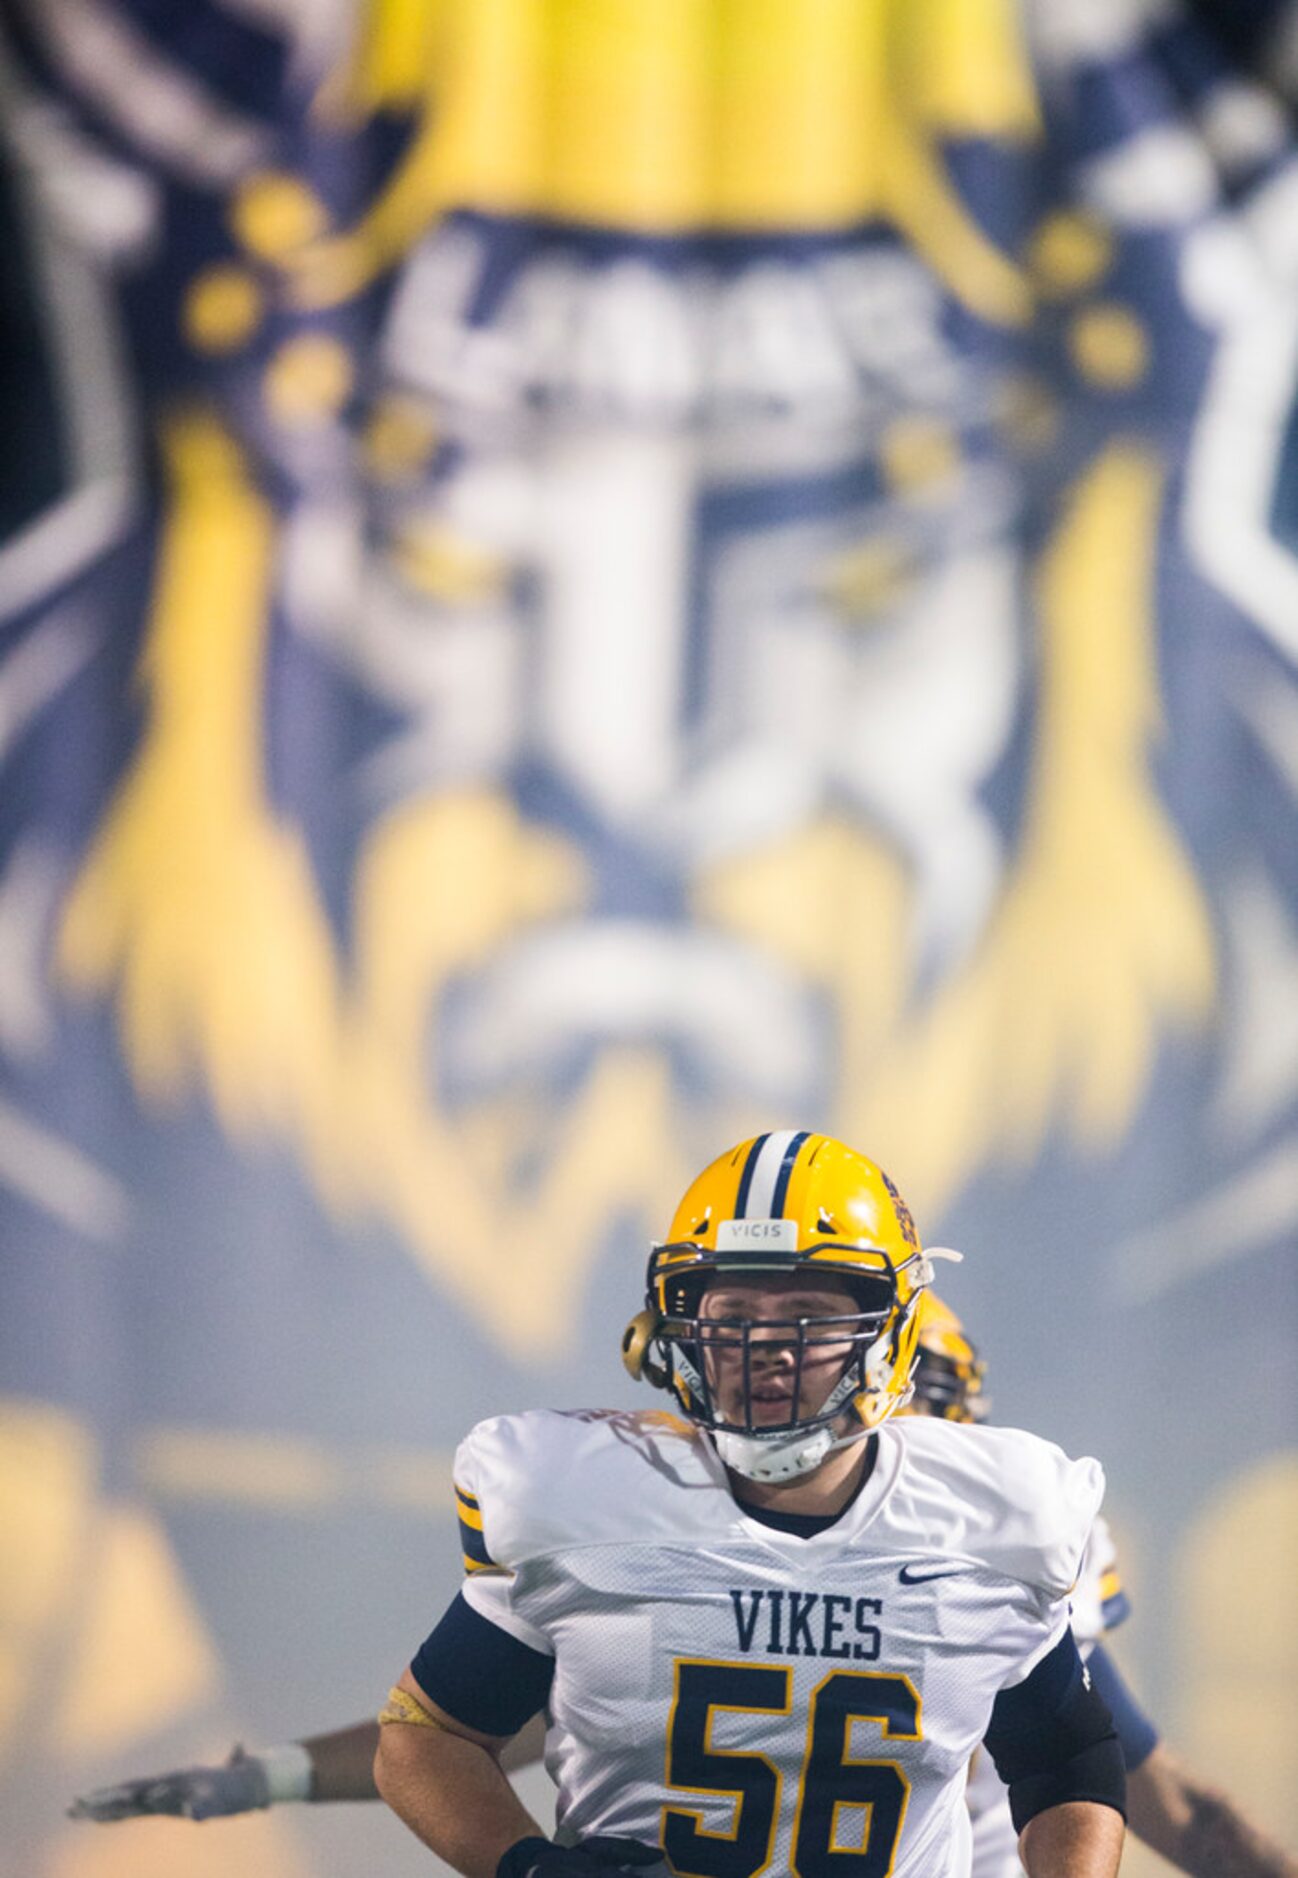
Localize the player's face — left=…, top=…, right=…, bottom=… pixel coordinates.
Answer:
left=697, top=1274, right=863, bottom=1430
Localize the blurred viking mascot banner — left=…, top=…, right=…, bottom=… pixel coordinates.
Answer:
left=1, top=3, right=1296, bottom=1873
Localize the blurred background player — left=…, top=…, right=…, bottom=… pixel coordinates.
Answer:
left=910, top=1298, right=1298, bottom=1878
left=72, top=1288, right=1294, bottom=1875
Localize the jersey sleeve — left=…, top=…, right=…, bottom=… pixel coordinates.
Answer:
left=452, top=1435, right=501, bottom=1578
left=967, top=1426, right=1106, bottom=1602
left=1008, top=1435, right=1104, bottom=1689
left=1068, top=1514, right=1131, bottom=1647
left=451, top=1413, right=541, bottom=1576
left=450, top=1416, right=554, bottom=1653
left=410, top=1590, right=555, bottom=1733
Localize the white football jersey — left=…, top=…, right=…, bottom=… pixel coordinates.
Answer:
left=454, top=1407, right=1104, bottom=1878
left=966, top=1514, right=1128, bottom=1878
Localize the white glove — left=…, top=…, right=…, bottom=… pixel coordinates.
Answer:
left=69, top=1742, right=311, bottom=1820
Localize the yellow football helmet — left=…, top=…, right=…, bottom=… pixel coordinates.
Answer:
left=623, top=1130, right=948, bottom=1480
left=907, top=1292, right=988, bottom=1424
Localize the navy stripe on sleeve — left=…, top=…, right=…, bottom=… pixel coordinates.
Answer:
left=411, top=1592, right=554, bottom=1737
left=459, top=1518, right=494, bottom=1567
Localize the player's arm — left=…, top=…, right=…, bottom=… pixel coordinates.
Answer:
left=377, top=1591, right=660, bottom=1878
left=1018, top=1801, right=1125, bottom=1877
left=376, top=1588, right=557, bottom=1876
left=302, top=1722, right=382, bottom=1799
left=1127, top=1742, right=1298, bottom=1878
left=375, top=1668, right=546, bottom=1878
left=983, top=1629, right=1126, bottom=1878
left=377, top=1674, right=658, bottom=1878
left=69, top=1707, right=547, bottom=1819
left=303, top=1707, right=545, bottom=1794
left=68, top=1737, right=323, bottom=1821
left=1080, top=1645, right=1298, bottom=1878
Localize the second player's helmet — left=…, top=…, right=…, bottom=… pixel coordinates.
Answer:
left=909, top=1293, right=988, bottom=1423
left=623, top=1130, right=950, bottom=1481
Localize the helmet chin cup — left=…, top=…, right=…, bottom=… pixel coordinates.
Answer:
left=712, top=1424, right=838, bottom=1483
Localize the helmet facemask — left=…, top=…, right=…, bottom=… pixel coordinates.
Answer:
left=640, top=1247, right=917, bottom=1481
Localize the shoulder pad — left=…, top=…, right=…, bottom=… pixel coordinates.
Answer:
left=894, top=1419, right=1104, bottom=1599
left=453, top=1408, right=712, bottom=1570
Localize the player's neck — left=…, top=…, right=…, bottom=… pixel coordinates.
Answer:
left=728, top=1431, right=875, bottom=1516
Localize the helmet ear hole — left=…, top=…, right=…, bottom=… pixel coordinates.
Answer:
left=621, top=1309, right=669, bottom=1388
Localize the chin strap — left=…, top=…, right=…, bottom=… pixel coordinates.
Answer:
left=713, top=1362, right=920, bottom=1482
left=713, top=1418, right=875, bottom=1483
left=717, top=1412, right=890, bottom=1479
left=714, top=1424, right=833, bottom=1483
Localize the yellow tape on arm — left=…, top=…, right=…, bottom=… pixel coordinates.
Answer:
left=378, top=1685, right=447, bottom=1729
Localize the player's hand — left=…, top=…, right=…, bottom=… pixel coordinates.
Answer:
left=68, top=1745, right=272, bottom=1821
left=498, top=1835, right=667, bottom=1878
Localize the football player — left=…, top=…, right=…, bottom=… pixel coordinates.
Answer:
left=69, top=1230, right=1296, bottom=1877
left=373, top=1132, right=1125, bottom=1878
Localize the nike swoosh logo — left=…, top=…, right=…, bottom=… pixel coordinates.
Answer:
left=898, top=1563, right=970, bottom=1585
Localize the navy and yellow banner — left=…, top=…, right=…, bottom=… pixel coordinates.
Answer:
left=1, top=3, right=1296, bottom=1873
